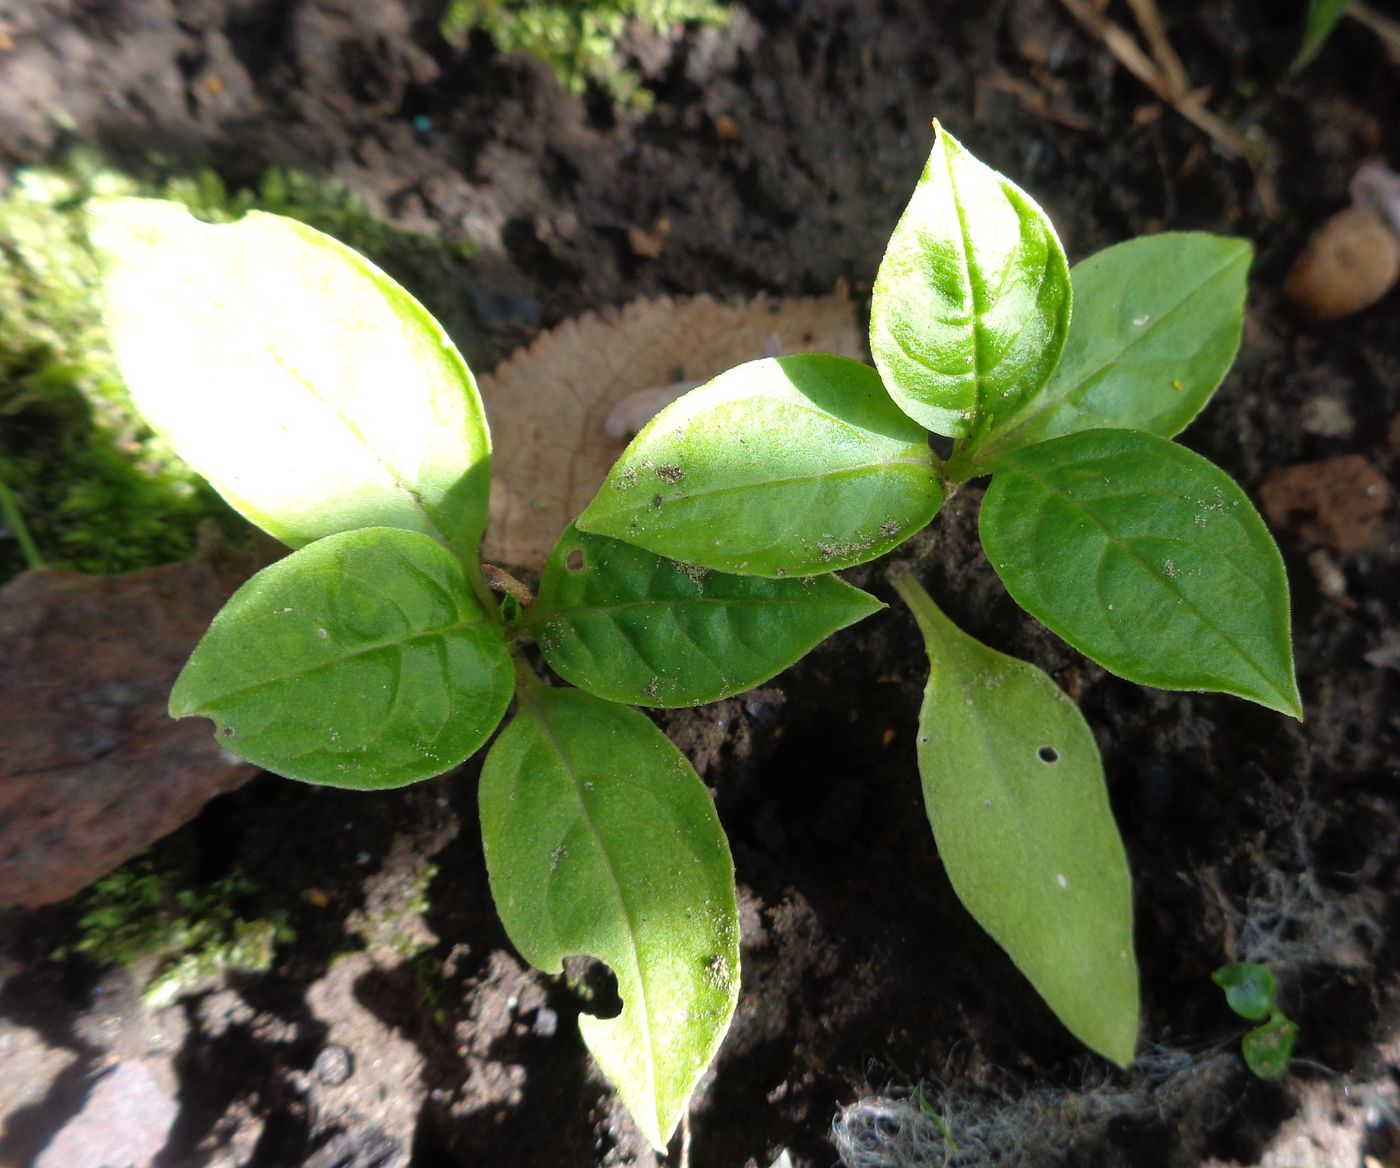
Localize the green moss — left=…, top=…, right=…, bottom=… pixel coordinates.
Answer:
left=55, top=853, right=294, bottom=1007
left=0, top=154, right=469, bottom=583
left=441, top=0, right=731, bottom=109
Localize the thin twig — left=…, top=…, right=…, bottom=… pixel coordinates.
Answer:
left=1348, top=1, right=1400, bottom=65
left=1055, top=0, right=1277, bottom=216
left=1123, top=0, right=1190, bottom=97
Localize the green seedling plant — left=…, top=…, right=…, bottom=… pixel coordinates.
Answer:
left=91, top=122, right=1298, bottom=1147
left=1212, top=962, right=1299, bottom=1078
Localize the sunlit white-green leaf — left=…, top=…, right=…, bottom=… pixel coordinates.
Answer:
left=480, top=686, right=740, bottom=1150
left=90, top=198, right=491, bottom=556
left=171, top=527, right=512, bottom=789
left=530, top=524, right=882, bottom=706
left=576, top=353, right=942, bottom=577
left=894, top=575, right=1138, bottom=1066
left=870, top=124, right=1070, bottom=440
left=980, top=429, right=1301, bottom=717
left=955, top=234, right=1251, bottom=475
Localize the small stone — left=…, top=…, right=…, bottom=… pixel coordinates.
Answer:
left=1299, top=396, right=1355, bottom=438
left=35, top=1060, right=178, bottom=1168
left=315, top=1043, right=354, bottom=1086
left=531, top=1006, right=559, bottom=1038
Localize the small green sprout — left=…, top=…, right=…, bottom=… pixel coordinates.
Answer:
left=1212, top=962, right=1299, bottom=1079
left=90, top=123, right=1298, bottom=1146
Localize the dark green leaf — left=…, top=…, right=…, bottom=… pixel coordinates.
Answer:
left=531, top=524, right=882, bottom=706
left=1212, top=963, right=1277, bottom=1022
left=576, top=354, right=942, bottom=577
left=480, top=686, right=740, bottom=1149
left=171, top=527, right=512, bottom=789
left=870, top=124, right=1070, bottom=440
left=895, top=575, right=1138, bottom=1066
left=90, top=199, right=492, bottom=557
left=958, top=234, right=1251, bottom=474
left=980, top=429, right=1302, bottom=717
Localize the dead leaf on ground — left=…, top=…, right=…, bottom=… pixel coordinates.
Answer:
left=0, top=538, right=272, bottom=905
left=477, top=287, right=863, bottom=572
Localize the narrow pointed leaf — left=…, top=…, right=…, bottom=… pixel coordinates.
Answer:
left=870, top=124, right=1070, bottom=440
left=1294, top=0, right=1350, bottom=71
left=576, top=353, right=942, bottom=577
left=980, top=429, right=1301, bottom=717
left=480, top=687, right=740, bottom=1150
left=171, top=527, right=512, bottom=789
left=959, top=234, right=1251, bottom=474
left=894, top=575, right=1138, bottom=1065
left=530, top=525, right=883, bottom=706
left=90, top=198, right=491, bottom=556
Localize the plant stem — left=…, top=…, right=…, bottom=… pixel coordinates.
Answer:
left=510, top=645, right=547, bottom=702
left=0, top=477, right=45, bottom=569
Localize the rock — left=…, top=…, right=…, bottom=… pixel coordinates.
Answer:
left=33, top=1060, right=179, bottom=1168
left=0, top=546, right=265, bottom=906
left=1257, top=455, right=1392, bottom=555
left=1284, top=206, right=1400, bottom=321
left=1299, top=395, right=1355, bottom=438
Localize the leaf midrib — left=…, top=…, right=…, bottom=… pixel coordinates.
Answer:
left=1006, top=458, right=1287, bottom=704
left=527, top=697, right=661, bottom=1132
left=183, top=616, right=493, bottom=709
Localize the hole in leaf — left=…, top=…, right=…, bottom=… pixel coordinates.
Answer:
left=1038, top=745, right=1059, bottom=764
left=565, top=548, right=585, bottom=573
left=221, top=725, right=236, bottom=738
left=562, top=954, right=622, bottom=1019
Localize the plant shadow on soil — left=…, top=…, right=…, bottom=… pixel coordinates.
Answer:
left=1, top=0, right=1398, bottom=1164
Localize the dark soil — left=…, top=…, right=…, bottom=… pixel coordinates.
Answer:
left=1, top=1, right=1398, bottom=1166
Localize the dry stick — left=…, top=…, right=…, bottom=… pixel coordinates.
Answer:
left=1348, top=1, right=1400, bottom=66
left=1056, top=0, right=1278, bottom=217
left=1122, top=0, right=1191, bottom=98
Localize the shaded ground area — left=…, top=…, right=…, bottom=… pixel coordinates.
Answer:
left=1, top=0, right=1398, bottom=1165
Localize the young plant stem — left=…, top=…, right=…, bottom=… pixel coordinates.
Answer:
left=0, top=477, right=45, bottom=569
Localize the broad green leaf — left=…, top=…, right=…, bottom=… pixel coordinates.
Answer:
left=480, top=686, right=740, bottom=1149
left=1294, top=0, right=1350, bottom=71
left=575, top=353, right=942, bottom=577
left=955, top=234, right=1251, bottom=475
left=171, top=527, right=512, bottom=789
left=530, top=524, right=883, bottom=706
left=894, top=574, right=1138, bottom=1066
left=1212, top=963, right=1277, bottom=1022
left=870, top=124, right=1070, bottom=441
left=1242, top=1014, right=1298, bottom=1079
left=980, top=429, right=1302, bottom=718
left=89, top=198, right=491, bottom=556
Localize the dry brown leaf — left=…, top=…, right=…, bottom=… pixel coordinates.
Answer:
left=477, top=287, right=863, bottom=571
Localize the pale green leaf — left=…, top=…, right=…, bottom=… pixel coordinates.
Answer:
left=1242, top=1015, right=1298, bottom=1079
left=530, top=524, right=882, bottom=706
left=979, top=429, right=1301, bottom=717
left=894, top=575, right=1138, bottom=1066
left=957, top=234, right=1251, bottom=475
left=576, top=353, right=942, bottom=577
left=870, top=124, right=1070, bottom=440
left=89, top=198, right=491, bottom=556
left=480, top=686, right=740, bottom=1149
left=171, top=527, right=512, bottom=789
